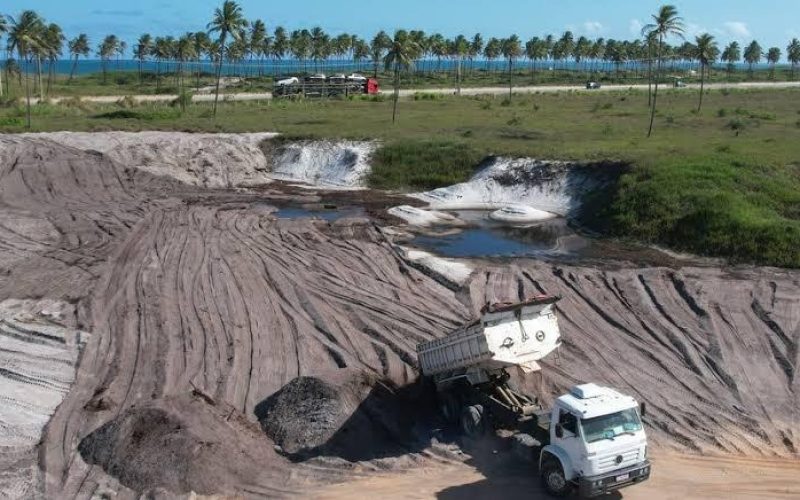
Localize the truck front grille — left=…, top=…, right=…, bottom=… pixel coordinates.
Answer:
left=596, top=448, right=640, bottom=473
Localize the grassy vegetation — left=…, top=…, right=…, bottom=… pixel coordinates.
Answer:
left=5, top=65, right=799, bottom=100
left=2, top=87, right=799, bottom=267
left=368, top=140, right=483, bottom=190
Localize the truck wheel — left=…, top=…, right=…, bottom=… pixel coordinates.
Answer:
left=438, top=392, right=460, bottom=425
left=460, top=404, right=488, bottom=438
left=540, top=457, right=571, bottom=497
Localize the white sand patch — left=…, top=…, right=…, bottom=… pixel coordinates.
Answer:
left=0, top=300, right=87, bottom=447
left=489, top=205, right=558, bottom=223
left=412, top=157, right=606, bottom=216
left=24, top=131, right=278, bottom=188
left=268, top=140, right=376, bottom=188
left=398, top=247, right=473, bottom=286
left=387, top=205, right=462, bottom=226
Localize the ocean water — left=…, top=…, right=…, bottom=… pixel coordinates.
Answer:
left=2, top=57, right=779, bottom=77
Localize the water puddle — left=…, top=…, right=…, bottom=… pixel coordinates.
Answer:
left=410, top=211, right=590, bottom=258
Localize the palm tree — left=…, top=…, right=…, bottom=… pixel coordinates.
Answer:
left=766, top=47, right=781, bottom=79
left=208, top=0, right=248, bottom=116
left=192, top=31, right=211, bottom=88
left=116, top=41, right=127, bottom=70
left=134, top=34, right=152, bottom=84
left=175, top=33, right=196, bottom=101
left=97, top=35, right=118, bottom=84
left=309, top=27, right=329, bottom=71
left=721, top=41, right=740, bottom=77
left=0, top=15, right=6, bottom=97
left=290, top=30, right=311, bottom=72
left=451, top=34, right=469, bottom=94
left=42, top=23, right=64, bottom=94
left=7, top=10, right=44, bottom=128
left=484, top=38, right=501, bottom=73
left=370, top=30, right=391, bottom=77
left=788, top=38, right=800, bottom=80
left=501, top=35, right=522, bottom=99
left=644, top=31, right=657, bottom=106
left=642, top=4, right=685, bottom=137
left=67, top=33, right=89, bottom=81
left=384, top=30, right=419, bottom=123
left=249, top=19, right=266, bottom=75
left=469, top=33, right=483, bottom=74
left=152, top=36, right=171, bottom=90
left=743, top=40, right=762, bottom=77
left=272, top=27, right=288, bottom=75
left=692, top=33, right=718, bottom=112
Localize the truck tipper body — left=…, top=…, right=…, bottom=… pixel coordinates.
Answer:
left=416, top=295, right=651, bottom=498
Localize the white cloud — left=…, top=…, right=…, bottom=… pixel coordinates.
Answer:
left=723, top=21, right=751, bottom=38
left=629, top=19, right=644, bottom=36
left=583, top=21, right=603, bottom=34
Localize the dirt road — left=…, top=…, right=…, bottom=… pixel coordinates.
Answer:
left=313, top=452, right=800, bottom=499
left=31, top=80, right=800, bottom=105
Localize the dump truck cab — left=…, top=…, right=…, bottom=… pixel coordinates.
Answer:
left=540, top=383, right=651, bottom=497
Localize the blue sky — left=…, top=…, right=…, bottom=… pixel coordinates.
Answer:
left=8, top=0, right=800, bottom=57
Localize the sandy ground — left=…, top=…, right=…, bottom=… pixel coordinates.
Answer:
left=28, top=80, right=800, bottom=104
left=0, top=133, right=797, bottom=498
left=312, top=452, right=800, bottom=499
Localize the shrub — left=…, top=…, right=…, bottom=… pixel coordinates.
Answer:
left=717, top=108, right=727, bottom=118
left=171, top=91, right=193, bottom=111
left=116, top=95, right=138, bottom=108
left=727, top=118, right=746, bottom=133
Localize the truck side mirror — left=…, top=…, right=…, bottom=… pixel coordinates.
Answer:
left=640, top=402, right=647, bottom=417
left=555, top=424, right=564, bottom=438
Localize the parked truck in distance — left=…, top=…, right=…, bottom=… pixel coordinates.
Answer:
left=273, top=73, right=379, bottom=98
left=417, top=295, right=651, bottom=498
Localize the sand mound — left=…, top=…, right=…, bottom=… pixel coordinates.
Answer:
left=414, top=158, right=626, bottom=216
left=264, top=139, right=375, bottom=188
left=257, top=374, right=440, bottom=463
left=23, top=131, right=277, bottom=188
left=78, top=394, right=292, bottom=496
left=257, top=376, right=359, bottom=455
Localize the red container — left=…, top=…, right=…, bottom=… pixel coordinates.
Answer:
left=366, top=78, right=379, bottom=94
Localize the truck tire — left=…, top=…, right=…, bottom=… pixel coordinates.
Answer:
left=540, top=456, right=571, bottom=497
left=438, top=392, right=460, bottom=425
left=460, top=404, right=488, bottom=438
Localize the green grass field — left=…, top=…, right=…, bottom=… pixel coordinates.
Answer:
left=2, top=86, right=799, bottom=267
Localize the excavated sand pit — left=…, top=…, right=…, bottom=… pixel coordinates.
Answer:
left=0, top=133, right=797, bottom=498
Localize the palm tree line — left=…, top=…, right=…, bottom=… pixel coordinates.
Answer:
left=2, top=3, right=800, bottom=131
left=2, top=8, right=800, bottom=92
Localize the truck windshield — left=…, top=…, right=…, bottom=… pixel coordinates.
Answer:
left=580, top=408, right=642, bottom=443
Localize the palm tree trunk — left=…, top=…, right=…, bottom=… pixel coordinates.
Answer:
left=456, top=58, right=462, bottom=95
left=213, top=33, right=227, bottom=117
left=647, top=49, right=653, bottom=107
left=697, top=63, right=705, bottom=112
left=391, top=65, right=400, bottom=124
left=508, top=58, right=513, bottom=99
left=69, top=55, right=78, bottom=81
left=24, top=61, right=32, bottom=129
left=102, top=59, right=107, bottom=84
left=36, top=56, right=43, bottom=100
left=647, top=38, right=663, bottom=138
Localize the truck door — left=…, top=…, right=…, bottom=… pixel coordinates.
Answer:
left=553, top=408, right=583, bottom=476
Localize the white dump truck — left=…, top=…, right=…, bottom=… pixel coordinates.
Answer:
left=417, top=295, right=651, bottom=498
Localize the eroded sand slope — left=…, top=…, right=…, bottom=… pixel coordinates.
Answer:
left=0, top=134, right=797, bottom=499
